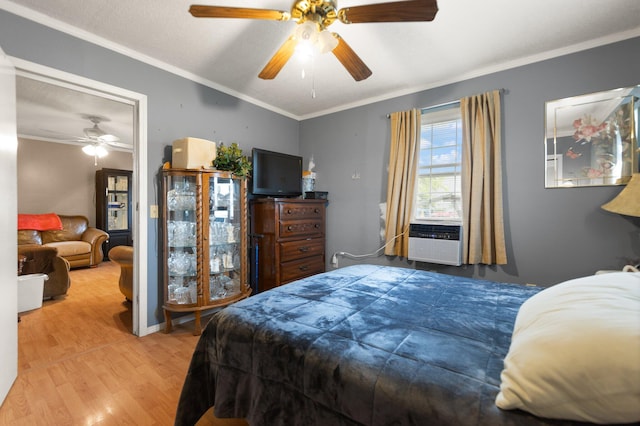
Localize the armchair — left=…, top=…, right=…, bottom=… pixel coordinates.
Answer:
left=109, top=245, right=133, bottom=301
left=18, top=245, right=71, bottom=299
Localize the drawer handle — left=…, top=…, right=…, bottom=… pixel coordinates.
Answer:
left=299, top=265, right=309, bottom=271
left=299, top=246, right=309, bottom=252
left=287, top=225, right=293, bottom=231
left=287, top=209, right=292, bottom=214
left=314, top=224, right=320, bottom=228
left=314, top=208, right=319, bottom=213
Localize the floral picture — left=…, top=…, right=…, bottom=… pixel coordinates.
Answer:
left=572, top=114, right=607, bottom=143
left=545, top=85, right=639, bottom=188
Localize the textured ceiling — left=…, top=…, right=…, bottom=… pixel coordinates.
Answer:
left=15, top=75, right=135, bottom=149
left=4, top=0, right=640, bottom=145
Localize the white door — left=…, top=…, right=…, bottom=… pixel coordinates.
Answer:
left=0, top=45, right=18, bottom=404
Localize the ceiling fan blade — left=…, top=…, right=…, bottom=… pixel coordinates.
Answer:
left=259, top=36, right=299, bottom=80
left=331, top=34, right=372, bottom=81
left=189, top=5, right=291, bottom=21
left=38, top=128, right=83, bottom=139
left=338, top=0, right=438, bottom=24
left=101, top=140, right=132, bottom=150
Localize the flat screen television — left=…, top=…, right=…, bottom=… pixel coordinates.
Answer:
left=251, top=148, right=303, bottom=197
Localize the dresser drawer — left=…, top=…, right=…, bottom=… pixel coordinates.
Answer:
left=279, top=238, right=324, bottom=262
left=280, top=256, right=325, bottom=284
left=278, top=219, right=324, bottom=238
left=252, top=198, right=327, bottom=291
left=278, top=202, right=324, bottom=220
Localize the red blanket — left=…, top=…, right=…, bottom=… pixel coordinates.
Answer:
left=18, top=213, right=63, bottom=231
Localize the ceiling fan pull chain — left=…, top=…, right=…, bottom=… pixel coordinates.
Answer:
left=311, top=59, right=317, bottom=99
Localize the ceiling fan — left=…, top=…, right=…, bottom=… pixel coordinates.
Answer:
left=79, top=115, right=120, bottom=144
left=189, top=0, right=439, bottom=81
left=46, top=115, right=120, bottom=164
left=76, top=115, right=122, bottom=164
left=40, top=115, right=121, bottom=146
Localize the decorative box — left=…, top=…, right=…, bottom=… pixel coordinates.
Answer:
left=172, top=137, right=217, bottom=169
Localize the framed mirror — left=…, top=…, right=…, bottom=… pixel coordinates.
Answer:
left=545, top=85, right=639, bottom=188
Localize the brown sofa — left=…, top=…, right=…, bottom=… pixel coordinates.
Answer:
left=18, top=215, right=109, bottom=269
left=18, top=245, right=71, bottom=299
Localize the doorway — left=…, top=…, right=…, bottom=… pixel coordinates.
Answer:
left=13, top=57, right=149, bottom=336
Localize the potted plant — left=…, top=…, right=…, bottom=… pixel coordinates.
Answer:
left=213, top=142, right=252, bottom=177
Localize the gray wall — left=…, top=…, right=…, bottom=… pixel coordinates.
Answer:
left=1, top=10, right=300, bottom=326
left=18, top=138, right=133, bottom=225
left=300, top=36, right=640, bottom=286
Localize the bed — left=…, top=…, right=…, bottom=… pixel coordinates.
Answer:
left=175, top=264, right=640, bottom=426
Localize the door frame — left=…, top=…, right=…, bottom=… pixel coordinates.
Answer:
left=0, top=43, right=18, bottom=407
left=12, top=57, right=150, bottom=336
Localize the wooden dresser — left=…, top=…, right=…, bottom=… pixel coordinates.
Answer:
left=251, top=198, right=326, bottom=292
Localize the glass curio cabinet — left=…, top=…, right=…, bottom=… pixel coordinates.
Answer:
left=162, top=169, right=251, bottom=335
left=96, top=168, right=132, bottom=259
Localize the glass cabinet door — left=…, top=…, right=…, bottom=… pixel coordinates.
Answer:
left=165, top=174, right=198, bottom=306
left=207, top=175, right=242, bottom=302
left=106, top=174, right=129, bottom=231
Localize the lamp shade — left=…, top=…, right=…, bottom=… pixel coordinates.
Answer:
left=317, top=30, right=338, bottom=54
left=601, top=173, right=640, bottom=217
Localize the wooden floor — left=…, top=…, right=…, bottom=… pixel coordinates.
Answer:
left=0, top=261, right=248, bottom=426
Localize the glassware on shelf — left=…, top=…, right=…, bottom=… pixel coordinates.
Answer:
left=208, top=221, right=240, bottom=244
left=167, top=180, right=196, bottom=211
left=168, top=251, right=196, bottom=276
left=167, top=283, right=179, bottom=302
left=209, top=275, right=226, bottom=300
left=210, top=253, right=221, bottom=273
left=188, top=282, right=197, bottom=304
left=168, top=221, right=196, bottom=247
left=208, top=274, right=241, bottom=301
left=174, top=287, right=190, bottom=304
left=168, top=279, right=197, bottom=304
left=222, top=250, right=234, bottom=269
left=167, top=190, right=196, bottom=211
left=209, top=244, right=240, bottom=272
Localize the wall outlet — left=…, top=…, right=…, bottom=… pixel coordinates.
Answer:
left=150, top=205, right=158, bottom=218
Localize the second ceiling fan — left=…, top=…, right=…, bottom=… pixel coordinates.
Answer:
left=190, top=0, right=439, bottom=81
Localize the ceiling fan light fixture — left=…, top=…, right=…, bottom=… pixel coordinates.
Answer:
left=317, top=29, right=338, bottom=53
left=82, top=144, right=109, bottom=158
left=295, top=20, right=319, bottom=43
left=294, top=21, right=337, bottom=58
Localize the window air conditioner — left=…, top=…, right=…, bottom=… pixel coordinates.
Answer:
left=408, top=223, right=462, bottom=266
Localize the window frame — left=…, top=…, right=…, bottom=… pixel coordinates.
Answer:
left=412, top=103, right=463, bottom=224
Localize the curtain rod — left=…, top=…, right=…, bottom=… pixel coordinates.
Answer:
left=386, top=88, right=507, bottom=118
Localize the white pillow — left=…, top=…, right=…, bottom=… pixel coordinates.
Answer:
left=495, top=272, right=640, bottom=424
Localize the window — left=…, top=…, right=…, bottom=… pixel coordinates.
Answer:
left=413, top=105, right=463, bottom=222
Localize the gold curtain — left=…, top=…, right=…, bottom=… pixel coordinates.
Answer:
left=384, top=109, right=421, bottom=256
left=460, top=90, right=507, bottom=264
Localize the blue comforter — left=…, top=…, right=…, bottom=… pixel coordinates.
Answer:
left=175, top=265, right=585, bottom=425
